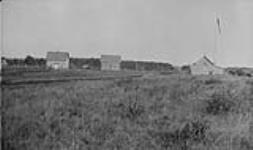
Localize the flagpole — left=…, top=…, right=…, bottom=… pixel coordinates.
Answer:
left=214, top=14, right=217, bottom=65
left=0, top=1, right=3, bottom=81
left=214, top=16, right=217, bottom=65
left=214, top=13, right=221, bottom=65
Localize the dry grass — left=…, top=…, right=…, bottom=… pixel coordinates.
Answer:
left=2, top=73, right=253, bottom=150
left=2, top=69, right=142, bottom=85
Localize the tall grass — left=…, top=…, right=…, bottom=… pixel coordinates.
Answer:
left=2, top=75, right=253, bottom=150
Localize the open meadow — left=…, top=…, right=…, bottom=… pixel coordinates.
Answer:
left=1, top=68, right=142, bottom=85
left=2, top=71, right=253, bottom=150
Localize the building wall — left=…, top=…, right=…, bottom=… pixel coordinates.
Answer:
left=190, top=59, right=224, bottom=75
left=190, top=64, right=224, bottom=75
left=101, top=61, right=120, bottom=71
left=46, top=59, right=69, bottom=69
left=100, top=55, right=121, bottom=71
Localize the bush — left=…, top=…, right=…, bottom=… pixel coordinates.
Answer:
left=109, top=98, right=145, bottom=120
left=228, top=68, right=252, bottom=77
left=205, top=93, right=235, bottom=115
left=181, top=65, right=191, bottom=74
left=203, top=78, right=222, bottom=85
left=151, top=120, right=209, bottom=150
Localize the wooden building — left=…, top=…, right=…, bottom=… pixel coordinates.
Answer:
left=46, top=52, right=70, bottom=69
left=100, top=55, right=121, bottom=71
left=190, top=56, right=224, bottom=75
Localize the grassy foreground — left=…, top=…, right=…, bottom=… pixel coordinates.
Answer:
left=2, top=75, right=253, bottom=150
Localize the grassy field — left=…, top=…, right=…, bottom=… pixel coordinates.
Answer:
left=2, top=69, right=142, bottom=85
left=2, top=72, right=253, bottom=150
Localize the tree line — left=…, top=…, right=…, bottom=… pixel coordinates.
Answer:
left=2, top=56, right=175, bottom=71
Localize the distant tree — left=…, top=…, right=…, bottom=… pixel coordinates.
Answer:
left=121, top=61, right=136, bottom=70
left=181, top=65, right=191, bottom=74
left=24, top=55, right=36, bottom=65
left=88, top=58, right=101, bottom=69
left=69, top=58, right=101, bottom=69
left=34, top=58, right=46, bottom=67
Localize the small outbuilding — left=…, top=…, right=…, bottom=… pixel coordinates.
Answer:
left=1, top=58, right=8, bottom=67
left=190, top=56, right=224, bottom=75
left=46, top=52, right=70, bottom=69
left=100, top=55, right=121, bottom=71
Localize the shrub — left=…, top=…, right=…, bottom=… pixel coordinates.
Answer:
left=107, top=86, right=145, bottom=121
left=116, top=98, right=145, bottom=120
left=205, top=93, right=235, bottom=115
left=204, top=78, right=222, bottom=85
left=181, top=65, right=191, bottom=74
left=151, top=120, right=209, bottom=150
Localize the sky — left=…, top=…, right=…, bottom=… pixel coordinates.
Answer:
left=1, top=0, right=253, bottom=67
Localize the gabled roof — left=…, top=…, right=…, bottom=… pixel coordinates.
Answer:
left=192, top=56, right=214, bottom=66
left=192, top=55, right=223, bottom=69
left=101, top=55, right=121, bottom=62
left=46, top=52, right=69, bottom=61
left=202, top=56, right=215, bottom=66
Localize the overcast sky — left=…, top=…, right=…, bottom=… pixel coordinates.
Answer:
left=1, top=0, right=253, bottom=67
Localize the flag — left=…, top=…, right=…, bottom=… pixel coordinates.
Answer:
left=216, top=17, right=222, bottom=34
